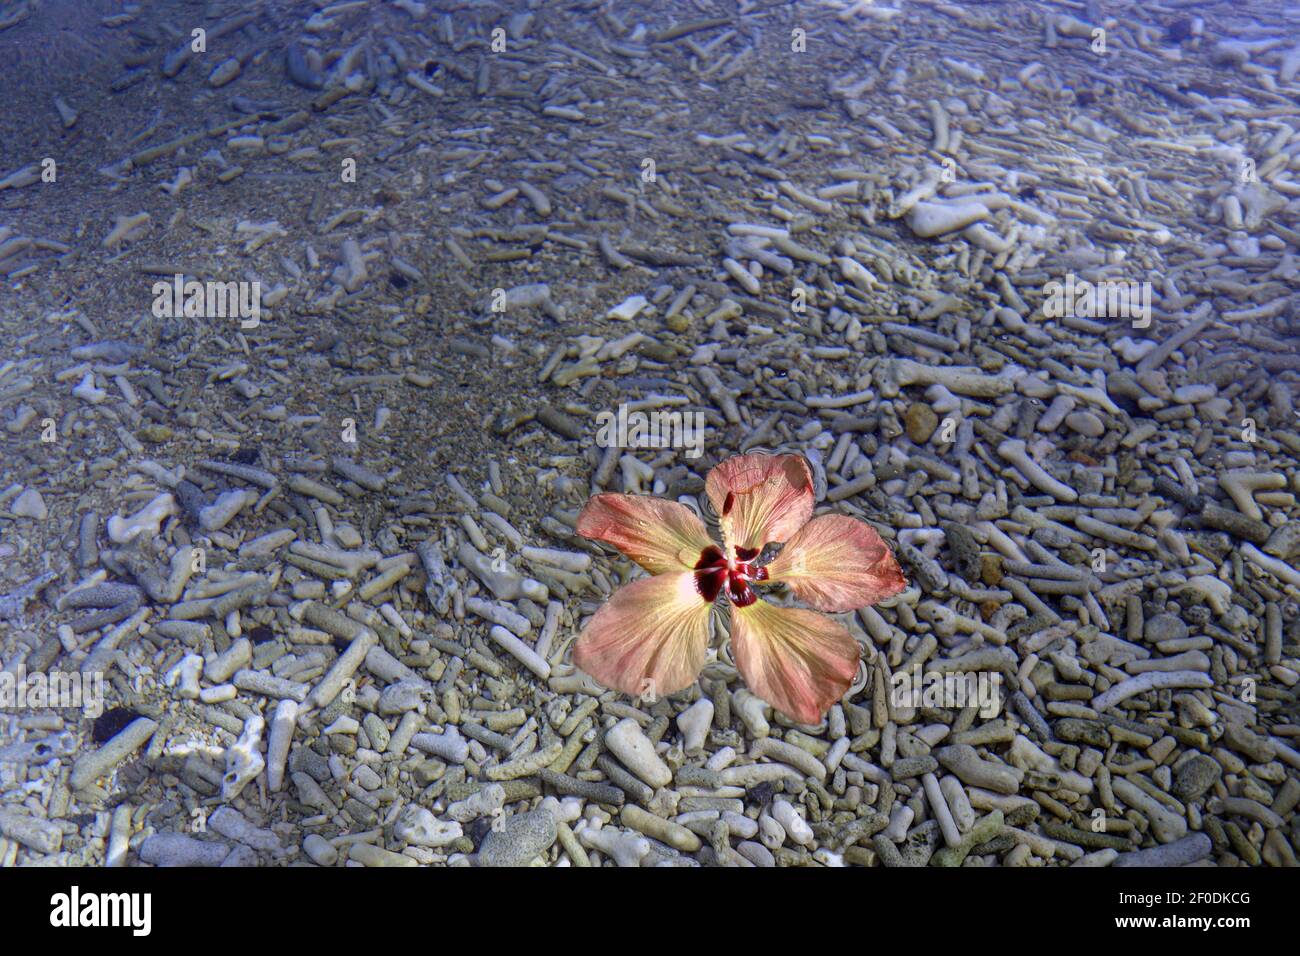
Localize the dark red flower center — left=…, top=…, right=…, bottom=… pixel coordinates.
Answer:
left=694, top=544, right=768, bottom=607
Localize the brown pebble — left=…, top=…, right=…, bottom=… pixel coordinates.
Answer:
left=981, top=554, right=1004, bottom=587
left=905, top=403, right=939, bottom=443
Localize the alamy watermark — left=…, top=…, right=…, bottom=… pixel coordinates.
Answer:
left=891, top=664, right=1002, bottom=719
left=0, top=663, right=104, bottom=718
left=151, top=274, right=261, bottom=329
left=50, top=887, right=151, bottom=936
left=594, top=403, right=705, bottom=459
left=1042, top=273, right=1150, bottom=329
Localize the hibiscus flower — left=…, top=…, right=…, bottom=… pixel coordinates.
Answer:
left=572, top=452, right=906, bottom=724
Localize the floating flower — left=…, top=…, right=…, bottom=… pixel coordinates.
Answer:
left=573, top=453, right=906, bottom=724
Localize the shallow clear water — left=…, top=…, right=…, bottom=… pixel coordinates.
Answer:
left=0, top=0, right=1297, bottom=872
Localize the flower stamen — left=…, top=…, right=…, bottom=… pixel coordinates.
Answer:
left=694, top=544, right=769, bottom=607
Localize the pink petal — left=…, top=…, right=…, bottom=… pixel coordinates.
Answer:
left=729, top=599, right=861, bottom=725
left=764, top=514, right=907, bottom=612
left=573, top=572, right=715, bottom=699
left=576, top=493, right=714, bottom=575
left=704, top=453, right=814, bottom=551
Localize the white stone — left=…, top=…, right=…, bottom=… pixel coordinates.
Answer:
left=267, top=700, right=297, bottom=792
left=676, top=699, right=714, bottom=753
left=771, top=799, right=815, bottom=846
left=334, top=523, right=363, bottom=549
left=883, top=803, right=915, bottom=842
left=732, top=689, right=770, bottom=738
left=835, top=256, right=877, bottom=292
left=705, top=746, right=737, bottom=771
left=1113, top=336, right=1157, bottom=363
left=1173, top=384, right=1217, bottom=404
left=303, top=833, right=337, bottom=866
left=606, top=294, right=648, bottom=321
left=906, top=200, right=990, bottom=238
left=204, top=638, right=251, bottom=684
left=576, top=821, right=650, bottom=867
left=165, top=654, right=203, bottom=699
left=72, top=372, right=107, bottom=404
left=447, top=783, right=506, bottom=823
left=107, top=493, right=177, bottom=544
left=757, top=812, right=785, bottom=849
left=540, top=796, right=584, bottom=825
left=199, top=684, right=236, bottom=704
left=199, top=489, right=256, bottom=532
left=1177, top=575, right=1234, bottom=615
left=395, top=806, right=464, bottom=847
left=1065, top=410, right=1105, bottom=438
left=322, top=715, right=359, bottom=735
left=605, top=718, right=672, bottom=788
left=139, top=833, right=230, bottom=866
left=222, top=715, right=265, bottom=801
left=925, top=384, right=961, bottom=414
left=722, top=811, right=758, bottom=839
left=11, top=487, right=46, bottom=520
left=209, top=806, right=281, bottom=853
